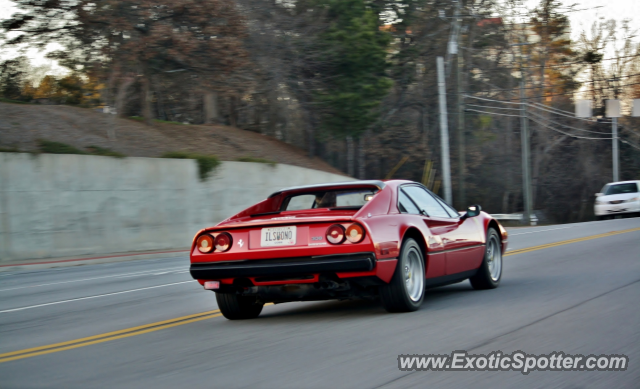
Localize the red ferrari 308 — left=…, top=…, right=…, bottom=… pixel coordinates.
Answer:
left=189, top=180, right=508, bottom=319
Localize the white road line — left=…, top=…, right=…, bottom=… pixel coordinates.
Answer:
left=0, top=267, right=185, bottom=292
left=509, top=226, right=574, bottom=236
left=0, top=281, right=194, bottom=313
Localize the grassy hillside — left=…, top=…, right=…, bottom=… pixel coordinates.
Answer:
left=0, top=102, right=343, bottom=175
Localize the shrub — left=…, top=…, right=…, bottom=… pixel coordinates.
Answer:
left=161, top=151, right=220, bottom=180
left=86, top=145, right=126, bottom=158
left=236, top=156, right=277, bottom=167
left=37, top=139, right=87, bottom=155
left=0, top=97, right=29, bottom=104
left=37, top=140, right=126, bottom=158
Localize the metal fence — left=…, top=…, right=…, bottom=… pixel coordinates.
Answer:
left=490, top=213, right=539, bottom=226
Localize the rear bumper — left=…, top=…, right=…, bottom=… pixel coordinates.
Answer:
left=594, top=202, right=640, bottom=216
left=190, top=252, right=375, bottom=280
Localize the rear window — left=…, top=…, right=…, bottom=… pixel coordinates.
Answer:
left=602, top=183, right=639, bottom=195
left=281, top=188, right=379, bottom=211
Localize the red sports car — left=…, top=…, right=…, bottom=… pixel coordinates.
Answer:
left=189, top=180, right=508, bottom=319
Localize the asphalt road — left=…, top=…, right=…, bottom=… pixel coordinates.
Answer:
left=1, top=218, right=639, bottom=388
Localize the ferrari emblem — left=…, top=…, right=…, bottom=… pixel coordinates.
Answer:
left=238, top=239, right=244, bottom=248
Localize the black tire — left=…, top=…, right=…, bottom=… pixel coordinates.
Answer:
left=379, top=238, right=425, bottom=313
left=215, top=292, right=264, bottom=320
left=469, top=228, right=502, bottom=290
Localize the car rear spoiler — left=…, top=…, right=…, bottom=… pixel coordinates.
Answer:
left=268, top=180, right=386, bottom=198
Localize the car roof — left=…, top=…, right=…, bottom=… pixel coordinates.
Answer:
left=268, top=180, right=387, bottom=198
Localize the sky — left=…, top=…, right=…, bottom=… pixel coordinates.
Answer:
left=0, top=0, right=638, bottom=72
left=0, top=0, right=66, bottom=76
left=522, top=0, right=640, bottom=43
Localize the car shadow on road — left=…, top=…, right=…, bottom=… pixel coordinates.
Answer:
left=248, top=281, right=478, bottom=322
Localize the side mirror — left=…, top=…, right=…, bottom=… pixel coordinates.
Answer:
left=595, top=193, right=603, bottom=197
left=461, top=204, right=481, bottom=221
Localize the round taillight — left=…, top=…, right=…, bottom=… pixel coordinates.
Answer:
left=326, top=224, right=345, bottom=244
left=196, top=234, right=214, bottom=253
left=345, top=223, right=365, bottom=243
left=214, top=232, right=232, bottom=252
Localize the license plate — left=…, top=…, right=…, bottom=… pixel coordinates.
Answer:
left=261, top=226, right=297, bottom=247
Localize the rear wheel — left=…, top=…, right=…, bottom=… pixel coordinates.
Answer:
left=380, top=238, right=425, bottom=312
left=469, top=228, right=502, bottom=290
left=215, top=292, right=264, bottom=320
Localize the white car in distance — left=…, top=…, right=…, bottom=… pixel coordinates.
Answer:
left=594, top=180, right=640, bottom=220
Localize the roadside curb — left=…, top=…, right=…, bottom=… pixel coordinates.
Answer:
left=0, top=249, right=190, bottom=273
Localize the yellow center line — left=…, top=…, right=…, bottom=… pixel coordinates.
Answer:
left=504, top=226, right=640, bottom=257
left=2, top=227, right=639, bottom=364
left=0, top=302, right=274, bottom=364
left=0, top=313, right=224, bottom=363
left=0, top=310, right=221, bottom=363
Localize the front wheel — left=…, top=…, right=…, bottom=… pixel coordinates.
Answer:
left=215, top=292, right=264, bottom=320
left=469, top=228, right=502, bottom=290
left=379, top=238, right=425, bottom=312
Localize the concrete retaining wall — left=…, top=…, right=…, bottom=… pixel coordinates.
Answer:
left=0, top=153, right=351, bottom=261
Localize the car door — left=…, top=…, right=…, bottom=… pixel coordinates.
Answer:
left=401, top=185, right=483, bottom=275
left=397, top=187, right=446, bottom=279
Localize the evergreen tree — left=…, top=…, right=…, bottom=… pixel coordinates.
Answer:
left=316, top=0, right=392, bottom=139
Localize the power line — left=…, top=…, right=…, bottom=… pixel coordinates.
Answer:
left=528, top=102, right=612, bottom=124
left=469, top=54, right=640, bottom=72
left=466, top=94, right=612, bottom=125
left=466, top=95, right=608, bottom=126
left=527, top=116, right=613, bottom=140
left=463, top=94, right=521, bottom=104
left=466, top=103, right=521, bottom=111
left=528, top=101, right=575, bottom=115
left=465, top=100, right=640, bottom=148
left=462, top=80, right=640, bottom=101
left=466, top=103, right=613, bottom=134
left=527, top=110, right=612, bottom=135
left=580, top=73, right=640, bottom=84
left=466, top=106, right=614, bottom=136
left=465, top=75, right=640, bottom=93
left=465, top=103, right=640, bottom=150
left=465, top=108, right=521, bottom=117
left=620, top=138, right=640, bottom=151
